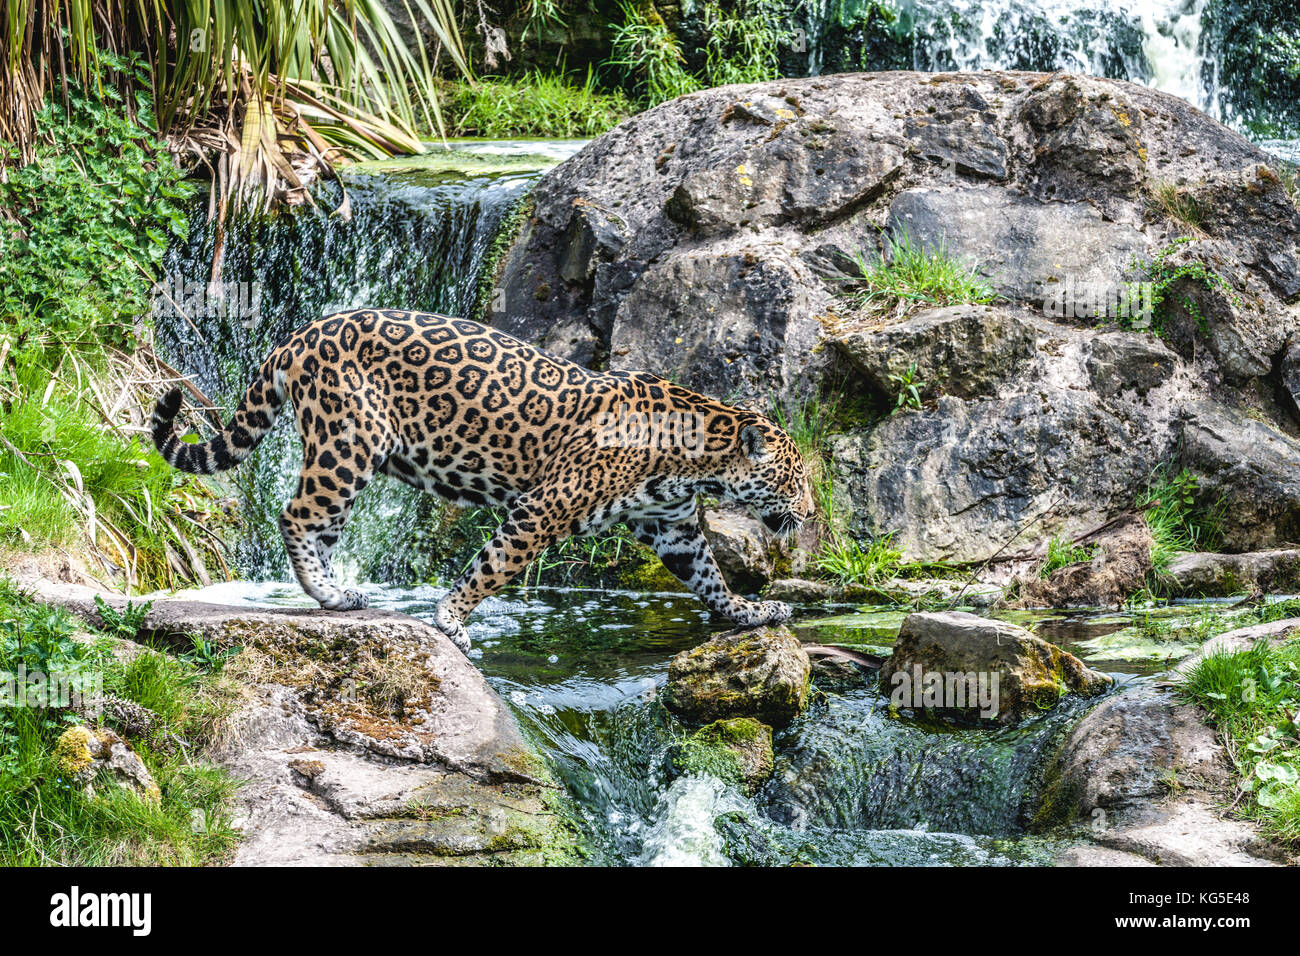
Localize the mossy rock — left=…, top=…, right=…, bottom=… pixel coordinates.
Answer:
left=663, top=625, right=811, bottom=726
left=667, top=717, right=775, bottom=796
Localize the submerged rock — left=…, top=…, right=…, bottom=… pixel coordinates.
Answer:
left=54, top=726, right=160, bottom=805
left=663, top=625, right=811, bottom=726
left=882, top=611, right=1112, bottom=724
left=667, top=717, right=775, bottom=796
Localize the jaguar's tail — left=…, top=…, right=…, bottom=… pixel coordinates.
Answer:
left=151, top=357, right=286, bottom=475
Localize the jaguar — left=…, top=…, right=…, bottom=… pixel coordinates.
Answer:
left=152, top=309, right=814, bottom=653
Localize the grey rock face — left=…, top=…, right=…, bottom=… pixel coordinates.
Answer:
left=1164, top=549, right=1300, bottom=598
left=701, top=506, right=776, bottom=593
left=830, top=304, right=1036, bottom=399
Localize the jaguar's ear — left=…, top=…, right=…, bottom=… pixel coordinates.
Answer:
left=739, top=423, right=768, bottom=461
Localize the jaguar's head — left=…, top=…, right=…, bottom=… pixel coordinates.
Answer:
left=730, top=416, right=815, bottom=538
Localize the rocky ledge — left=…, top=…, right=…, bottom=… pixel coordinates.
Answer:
left=18, top=574, right=580, bottom=866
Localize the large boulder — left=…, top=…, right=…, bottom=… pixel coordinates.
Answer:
left=881, top=611, right=1112, bottom=724
left=663, top=626, right=811, bottom=726
left=486, top=70, right=1300, bottom=559
left=1016, top=514, right=1155, bottom=608
left=700, top=506, right=776, bottom=593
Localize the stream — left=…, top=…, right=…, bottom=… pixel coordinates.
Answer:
left=151, top=10, right=1299, bottom=863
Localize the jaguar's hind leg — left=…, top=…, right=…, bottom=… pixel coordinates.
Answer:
left=433, top=491, right=588, bottom=653
left=281, top=408, right=389, bottom=611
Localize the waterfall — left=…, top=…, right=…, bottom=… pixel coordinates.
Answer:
left=796, top=0, right=1221, bottom=115
left=154, top=143, right=579, bottom=585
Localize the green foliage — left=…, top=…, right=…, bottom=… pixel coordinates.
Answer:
left=0, top=64, right=227, bottom=587
left=701, top=0, right=789, bottom=87
left=888, top=362, right=927, bottom=412
left=0, top=578, right=240, bottom=864
left=1178, top=638, right=1300, bottom=847
left=1039, top=536, right=1100, bottom=578
left=844, top=230, right=996, bottom=313
left=609, top=1, right=702, bottom=106
left=0, top=58, right=195, bottom=359
left=94, top=596, right=153, bottom=641
left=1139, top=465, right=1224, bottom=575
left=818, top=533, right=903, bottom=587
left=1128, top=238, right=1238, bottom=338
left=442, top=70, right=635, bottom=138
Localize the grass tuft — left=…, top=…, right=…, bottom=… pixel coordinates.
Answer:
left=843, top=230, right=996, bottom=316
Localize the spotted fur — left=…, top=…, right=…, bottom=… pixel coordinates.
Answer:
left=152, top=310, right=813, bottom=653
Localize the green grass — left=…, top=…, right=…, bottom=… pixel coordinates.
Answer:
left=817, top=533, right=903, bottom=588
left=609, top=0, right=701, bottom=106
left=1153, top=181, right=1205, bottom=234
left=844, top=230, right=996, bottom=314
left=1177, top=637, right=1300, bottom=848
left=1138, top=465, right=1224, bottom=577
left=0, top=62, right=227, bottom=590
left=1039, top=536, right=1100, bottom=578
left=0, top=578, right=241, bottom=865
left=441, top=70, right=636, bottom=138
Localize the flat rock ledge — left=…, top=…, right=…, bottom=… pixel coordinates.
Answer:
left=16, top=573, right=581, bottom=866
left=1046, top=618, right=1300, bottom=867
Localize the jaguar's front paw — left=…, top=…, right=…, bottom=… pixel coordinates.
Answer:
left=435, top=602, right=471, bottom=655
left=730, top=600, right=793, bottom=628
left=322, top=588, right=369, bottom=611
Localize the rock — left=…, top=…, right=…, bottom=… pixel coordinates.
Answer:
left=605, top=243, right=827, bottom=400
left=882, top=611, right=1112, bottom=724
left=1084, top=332, right=1180, bottom=397
left=833, top=382, right=1177, bottom=564
left=1094, top=798, right=1282, bottom=867
left=1180, top=400, right=1300, bottom=550
left=663, top=626, right=811, bottom=726
left=1031, top=683, right=1229, bottom=830
left=886, top=187, right=1148, bottom=312
left=1163, top=550, right=1300, bottom=598
left=809, top=655, right=871, bottom=692
left=667, top=717, right=775, bottom=796
left=1174, top=617, right=1300, bottom=674
left=23, top=576, right=580, bottom=866
left=701, top=506, right=775, bottom=592
left=903, top=108, right=1008, bottom=180
left=1016, top=514, right=1155, bottom=608
left=764, top=577, right=835, bottom=603
left=830, top=305, right=1036, bottom=400
left=54, top=726, right=160, bottom=805
left=665, top=123, right=905, bottom=235
left=486, top=70, right=1300, bottom=554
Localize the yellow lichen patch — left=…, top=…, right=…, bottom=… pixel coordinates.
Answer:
left=54, top=725, right=96, bottom=775
left=775, top=108, right=795, bottom=120
left=1111, top=107, right=1132, bottom=127
left=736, top=163, right=753, bottom=188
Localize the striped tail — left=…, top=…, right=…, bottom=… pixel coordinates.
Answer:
left=151, top=359, right=285, bottom=475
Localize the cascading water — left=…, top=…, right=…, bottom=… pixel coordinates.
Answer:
left=795, top=0, right=1234, bottom=120
left=155, top=143, right=581, bottom=585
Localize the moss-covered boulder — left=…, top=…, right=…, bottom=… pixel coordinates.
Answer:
left=54, top=725, right=160, bottom=805
left=663, top=625, right=811, bottom=726
left=668, top=717, right=775, bottom=796
left=882, top=611, right=1112, bottom=725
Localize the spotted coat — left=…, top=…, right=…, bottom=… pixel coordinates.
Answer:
left=152, top=310, right=814, bottom=653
